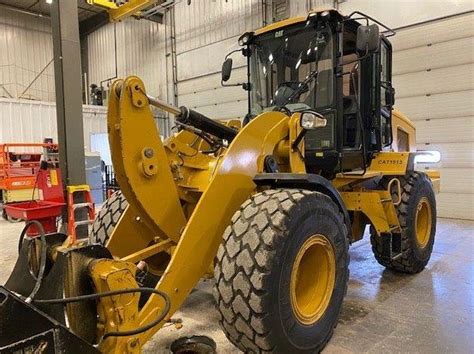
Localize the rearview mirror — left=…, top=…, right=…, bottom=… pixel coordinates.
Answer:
left=385, top=86, right=395, bottom=106
left=356, top=24, right=379, bottom=55
left=221, top=58, right=233, bottom=82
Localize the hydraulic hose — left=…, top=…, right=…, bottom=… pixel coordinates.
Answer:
left=18, top=220, right=47, bottom=303
left=35, top=287, right=171, bottom=338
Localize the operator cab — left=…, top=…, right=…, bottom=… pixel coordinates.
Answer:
left=222, top=9, right=395, bottom=179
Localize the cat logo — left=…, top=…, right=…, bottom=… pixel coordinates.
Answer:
left=275, top=30, right=284, bottom=38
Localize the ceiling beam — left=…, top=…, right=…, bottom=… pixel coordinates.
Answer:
left=79, top=11, right=109, bottom=37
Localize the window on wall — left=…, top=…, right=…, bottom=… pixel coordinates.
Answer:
left=272, top=0, right=289, bottom=22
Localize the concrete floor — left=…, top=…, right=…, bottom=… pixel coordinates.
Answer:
left=0, top=218, right=473, bottom=353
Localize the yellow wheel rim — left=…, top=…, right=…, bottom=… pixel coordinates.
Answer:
left=415, top=197, right=432, bottom=248
left=290, top=234, right=336, bottom=325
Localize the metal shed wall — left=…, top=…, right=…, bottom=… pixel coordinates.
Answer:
left=87, top=18, right=167, bottom=100
left=0, top=7, right=54, bottom=102
left=0, top=98, right=107, bottom=151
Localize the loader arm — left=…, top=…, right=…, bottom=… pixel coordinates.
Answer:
left=101, top=77, right=291, bottom=351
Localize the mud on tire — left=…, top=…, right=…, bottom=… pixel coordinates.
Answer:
left=90, top=190, right=128, bottom=245
left=214, top=189, right=350, bottom=353
left=370, top=172, right=436, bottom=273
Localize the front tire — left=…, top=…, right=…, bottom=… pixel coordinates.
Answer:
left=90, top=190, right=128, bottom=245
left=370, top=172, right=436, bottom=273
left=214, top=189, right=349, bottom=353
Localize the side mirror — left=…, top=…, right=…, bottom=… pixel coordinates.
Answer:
left=356, top=24, right=379, bottom=55
left=221, top=58, right=233, bottom=82
left=385, top=86, right=395, bottom=106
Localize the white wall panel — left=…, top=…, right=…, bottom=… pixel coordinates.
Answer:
left=390, top=12, right=474, bottom=51
left=87, top=19, right=167, bottom=100
left=180, top=85, right=247, bottom=109
left=192, top=101, right=247, bottom=121
left=415, top=117, right=474, bottom=144
left=0, top=7, right=54, bottom=101
left=393, top=37, right=474, bottom=75
left=176, top=36, right=246, bottom=81
left=437, top=193, right=474, bottom=220
left=178, top=68, right=247, bottom=95
left=440, top=168, right=474, bottom=194
left=394, top=64, right=474, bottom=99
left=395, top=90, right=474, bottom=120
left=338, top=0, right=474, bottom=29
left=0, top=98, right=107, bottom=152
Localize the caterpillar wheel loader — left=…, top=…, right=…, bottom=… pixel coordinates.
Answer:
left=0, top=8, right=440, bottom=354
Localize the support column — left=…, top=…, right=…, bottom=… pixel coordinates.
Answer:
left=51, top=1, right=87, bottom=237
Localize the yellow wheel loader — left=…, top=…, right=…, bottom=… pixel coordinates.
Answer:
left=0, top=8, right=440, bottom=354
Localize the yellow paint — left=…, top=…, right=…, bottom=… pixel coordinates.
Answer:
left=89, top=259, right=141, bottom=353
left=50, top=169, right=58, bottom=186
left=340, top=190, right=400, bottom=236
left=67, top=184, right=90, bottom=193
left=107, top=77, right=186, bottom=244
left=136, top=110, right=290, bottom=344
left=87, top=0, right=153, bottom=21
left=415, top=197, right=432, bottom=248
left=290, top=234, right=335, bottom=325
left=3, top=188, right=39, bottom=203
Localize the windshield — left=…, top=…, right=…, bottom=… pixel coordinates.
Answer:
left=249, top=22, right=334, bottom=115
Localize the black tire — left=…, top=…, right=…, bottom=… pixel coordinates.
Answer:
left=90, top=190, right=128, bottom=245
left=370, top=172, right=436, bottom=273
left=214, top=189, right=350, bottom=353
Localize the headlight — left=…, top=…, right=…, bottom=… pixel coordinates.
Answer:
left=238, top=32, right=253, bottom=46
left=300, top=112, right=327, bottom=130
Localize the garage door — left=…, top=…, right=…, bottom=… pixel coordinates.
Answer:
left=391, top=12, right=474, bottom=220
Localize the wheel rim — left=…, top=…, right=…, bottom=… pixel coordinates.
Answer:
left=415, top=197, right=432, bottom=248
left=290, top=234, right=336, bottom=325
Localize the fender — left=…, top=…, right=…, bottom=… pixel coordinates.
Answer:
left=253, top=173, right=352, bottom=240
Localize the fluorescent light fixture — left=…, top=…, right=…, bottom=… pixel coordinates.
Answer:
left=414, top=150, right=441, bottom=164
left=46, top=0, right=52, bottom=4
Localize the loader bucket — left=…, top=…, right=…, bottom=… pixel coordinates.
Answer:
left=0, top=286, right=99, bottom=353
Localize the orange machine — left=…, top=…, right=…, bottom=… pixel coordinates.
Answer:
left=0, top=143, right=59, bottom=219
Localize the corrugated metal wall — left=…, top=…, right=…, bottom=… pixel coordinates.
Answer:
left=87, top=19, right=167, bottom=100
left=0, top=98, right=107, bottom=151
left=0, top=7, right=54, bottom=102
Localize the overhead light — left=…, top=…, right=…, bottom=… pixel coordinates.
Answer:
left=46, top=0, right=52, bottom=4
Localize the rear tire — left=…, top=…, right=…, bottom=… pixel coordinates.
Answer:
left=214, top=189, right=349, bottom=353
left=370, top=172, right=436, bottom=273
left=90, top=190, right=128, bottom=245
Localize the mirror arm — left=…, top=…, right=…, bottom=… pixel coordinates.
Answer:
left=292, top=129, right=307, bottom=150
left=225, top=48, right=244, bottom=60
left=347, top=11, right=396, bottom=37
